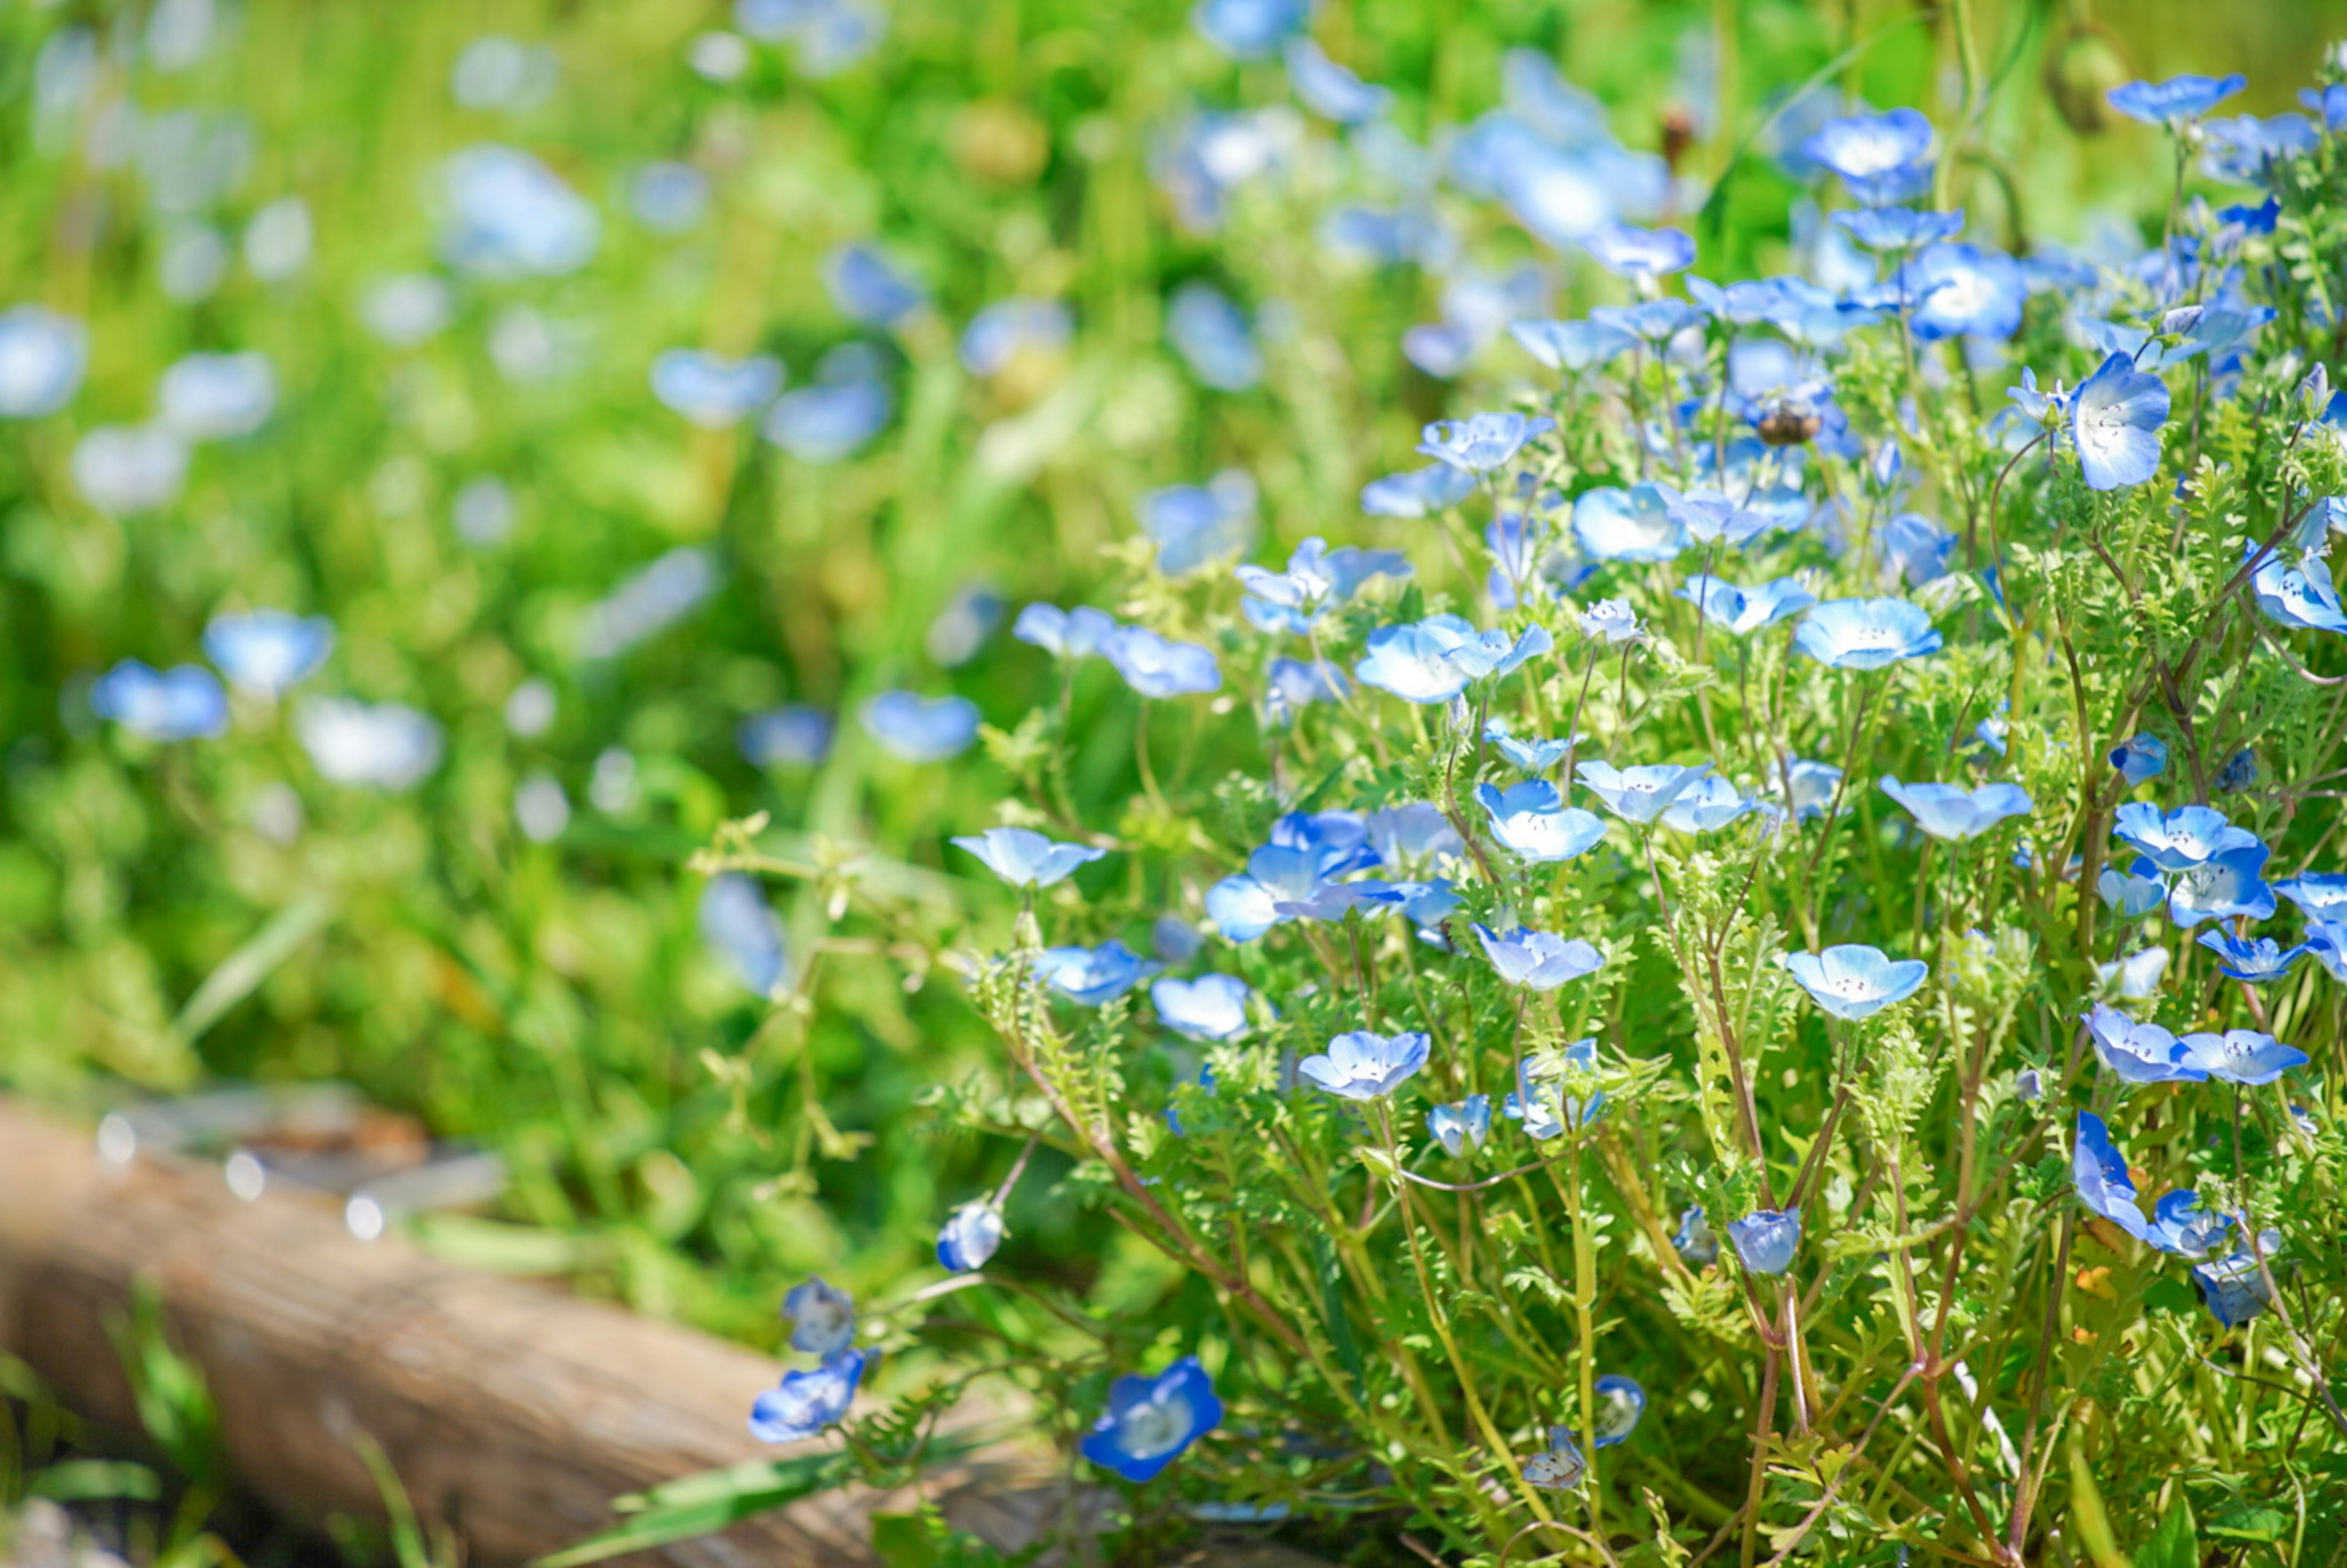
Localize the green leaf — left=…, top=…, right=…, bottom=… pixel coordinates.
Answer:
left=2206, top=1503, right=2290, bottom=1543
left=2136, top=1492, right=2197, bottom=1568
left=872, top=1511, right=941, bottom=1568
left=28, top=1460, right=161, bottom=1503
left=532, top=1454, right=853, bottom=1568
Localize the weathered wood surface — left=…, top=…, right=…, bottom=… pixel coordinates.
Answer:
left=0, top=1099, right=1328, bottom=1568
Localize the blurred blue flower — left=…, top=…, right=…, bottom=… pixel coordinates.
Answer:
left=1727, top=1208, right=1801, bottom=1275
left=1239, top=537, right=1409, bottom=632
left=1801, top=109, right=1934, bottom=205
left=1832, top=205, right=1963, bottom=252
left=1661, top=775, right=1761, bottom=835
left=1578, top=598, right=1645, bottom=644
left=202, top=610, right=333, bottom=698
left=2167, top=844, right=2275, bottom=928
left=1363, top=803, right=1463, bottom=866
left=1592, top=1375, right=1645, bottom=1447
left=1504, top=1041, right=1604, bottom=1137
left=2098, top=945, right=2170, bottom=998
left=2177, top=1028, right=2308, bottom=1085
left=952, top=827, right=1106, bottom=889
left=2099, top=863, right=2169, bottom=918
left=650, top=350, right=784, bottom=427
left=2303, top=83, right=2347, bottom=130
left=702, top=873, right=787, bottom=997
left=2070, top=352, right=2171, bottom=491
left=1101, top=625, right=1221, bottom=698
left=2072, top=1111, right=2151, bottom=1241
left=960, top=297, right=1073, bottom=377
left=1793, top=598, right=1942, bottom=669
left=1144, top=471, right=1259, bottom=573
left=2108, top=733, right=2168, bottom=785
left=763, top=377, right=891, bottom=462
left=1167, top=281, right=1262, bottom=391
left=1510, top=317, right=1639, bottom=374
left=0, top=305, right=87, bottom=417
left=1781, top=943, right=1927, bottom=1020
left=1264, top=657, right=1348, bottom=724
left=1578, top=760, right=1712, bottom=824
left=2146, top=1192, right=2231, bottom=1259
left=936, top=1203, right=1004, bottom=1272
left=1427, top=1094, right=1491, bottom=1156
left=1521, top=1427, right=1587, bottom=1490
left=2195, top=929, right=2308, bottom=985
left=2192, top=1236, right=2280, bottom=1326
left=630, top=161, right=710, bottom=232
left=295, top=697, right=443, bottom=789
left=749, top=1349, right=865, bottom=1442
left=1151, top=974, right=1257, bottom=1041
left=861, top=691, right=980, bottom=762
left=1473, top=924, right=1604, bottom=989
left=2108, top=73, right=2246, bottom=126
left=740, top=705, right=836, bottom=768
left=439, top=145, right=599, bottom=277
left=1476, top=780, right=1608, bottom=862
left=1081, top=1357, right=1221, bottom=1482
left=1573, top=485, right=1686, bottom=562
left=2248, top=544, right=2347, bottom=634
left=1284, top=37, right=1387, bottom=122
left=1301, top=1030, right=1430, bottom=1100
left=825, top=243, right=925, bottom=326
left=1418, top=411, right=1554, bottom=472
left=1659, top=485, right=1775, bottom=547
left=783, top=1277, right=855, bottom=1359
left=1153, top=916, right=1207, bottom=965
left=1902, top=244, right=2025, bottom=340
left=1361, top=463, right=1474, bottom=516
left=72, top=425, right=189, bottom=515
left=90, top=661, right=228, bottom=741
left=1878, top=777, right=2032, bottom=841
left=1590, top=298, right=1702, bottom=345
left=1780, top=758, right=1842, bottom=821
left=1677, top=574, right=1816, bottom=634
left=2084, top=1002, right=2202, bottom=1084
left=1672, top=1204, right=1718, bottom=1266
left=158, top=351, right=274, bottom=439
left=1581, top=222, right=1695, bottom=279
left=1014, top=603, right=1119, bottom=660
left=1035, top=940, right=1161, bottom=1006
left=1880, top=511, right=1956, bottom=587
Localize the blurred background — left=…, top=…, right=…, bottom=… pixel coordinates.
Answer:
left=1, top=0, right=2343, bottom=1352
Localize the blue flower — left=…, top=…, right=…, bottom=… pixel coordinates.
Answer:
left=1877, top=777, right=2032, bottom=841
left=1083, top=1358, right=1223, bottom=1483
left=2166, top=844, right=2275, bottom=929
left=824, top=243, right=926, bottom=326
left=1510, top=317, right=1639, bottom=374
left=1881, top=512, right=1956, bottom=588
left=763, top=377, right=891, bottom=462
left=783, top=1277, right=856, bottom=1360
left=1361, top=463, right=1475, bottom=516
left=1301, top=1030, right=1430, bottom=1101
left=2248, top=546, right=2347, bottom=634
left=295, top=697, right=444, bottom=789
left=650, top=350, right=784, bottom=427
left=2275, top=873, right=2347, bottom=921
left=1801, top=109, right=1934, bottom=205
left=158, top=351, right=276, bottom=440
left=1191, top=0, right=1307, bottom=58
left=1014, top=603, right=1120, bottom=660
left=861, top=691, right=980, bottom=762
left=0, top=305, right=87, bottom=417
left=1151, top=974, right=1258, bottom=1041
left=1474, top=925, right=1605, bottom=990
left=2146, top=1192, right=2232, bottom=1259
left=2107, top=73, right=2246, bottom=126
left=1484, top=719, right=1573, bottom=772
left=749, top=1350, right=865, bottom=1443
left=2177, top=1028, right=2308, bottom=1085
left=1578, top=760, right=1713, bottom=824
left=2099, top=863, right=2169, bottom=918
left=202, top=610, right=334, bottom=697
left=2071, top=1112, right=2151, bottom=1242
left=960, top=298, right=1073, bottom=377
left=936, top=1203, right=1005, bottom=1272
left=1781, top=944, right=1928, bottom=1020
left=1727, top=1208, right=1802, bottom=1275
left=2084, top=1003, right=2203, bottom=1085
left=90, top=661, right=229, bottom=741
left=1659, top=485, right=1775, bottom=547
left=1672, top=1204, right=1719, bottom=1266
left=1264, top=657, right=1349, bottom=723
left=2192, top=1237, right=2280, bottom=1326
left=1284, top=37, right=1388, bottom=122
left=2099, top=945, right=2171, bottom=998
left=1475, top=780, right=1609, bottom=863
left=1521, top=1427, right=1587, bottom=1490
left=1205, top=811, right=1380, bottom=942
left=1677, top=574, right=1816, bottom=635
left=1035, top=940, right=1161, bottom=1006
left=1571, top=485, right=1685, bottom=562
left=2109, top=733, right=2168, bottom=785
left=1167, top=281, right=1262, bottom=391
left=2070, top=352, right=2171, bottom=491
left=2195, top=929, right=2308, bottom=985
left=72, top=425, right=188, bottom=514
left=1238, top=537, right=1409, bottom=632
left=1143, top=472, right=1258, bottom=573
left=2112, top=804, right=2255, bottom=871
left=1793, top=598, right=1942, bottom=669
left=1902, top=244, right=2026, bottom=340
left=1592, top=1376, right=1645, bottom=1447
left=1779, top=758, right=1842, bottom=821
left=1504, top=1041, right=1604, bottom=1137
left=1418, top=411, right=1555, bottom=472
left=952, top=827, right=1107, bottom=889
left=1581, top=222, right=1695, bottom=279
left=1355, top=616, right=1549, bottom=703
left=1364, top=803, right=1464, bottom=866
left=1101, top=626, right=1221, bottom=698
left=702, top=873, right=788, bottom=997
left=1661, top=776, right=1761, bottom=835
left=439, top=145, right=600, bottom=277
left=1832, top=205, right=1964, bottom=252
left=1427, top=1095, right=1491, bottom=1156
left=740, top=706, right=836, bottom=768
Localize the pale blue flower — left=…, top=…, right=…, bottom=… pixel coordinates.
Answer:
left=1520, top=1427, right=1587, bottom=1490
left=0, top=305, right=87, bottom=417
left=1205, top=812, right=1379, bottom=942
left=203, top=610, right=333, bottom=697
left=1571, top=484, right=1685, bottom=562
left=1781, top=944, right=1927, bottom=1020
left=1677, top=574, right=1816, bottom=635
left=1167, top=281, right=1262, bottom=391
left=2072, top=1112, right=2150, bottom=1241
left=783, top=1277, right=855, bottom=1359
left=1036, top=940, right=1161, bottom=1006
left=1427, top=1094, right=1491, bottom=1156
left=1238, top=537, right=1409, bottom=632
left=2108, top=74, right=2246, bottom=126
left=2098, top=945, right=2170, bottom=998
left=959, top=298, right=1073, bottom=377
left=1354, top=616, right=1548, bottom=703
left=1362, top=802, right=1463, bottom=865
left=937, top=1203, right=1004, bottom=1272
left=749, top=1350, right=864, bottom=1442
left=158, top=351, right=274, bottom=439
left=1727, top=1208, right=1801, bottom=1275
left=2084, top=1002, right=2202, bottom=1085
left=1144, top=472, right=1258, bottom=571
left=1101, top=626, right=1221, bottom=698
left=1361, top=463, right=1474, bottom=516
left=1151, top=974, right=1257, bottom=1041
left=1300, top=1030, right=1430, bottom=1101
left=630, top=161, right=709, bottom=232
left=2275, top=873, right=2347, bottom=921
left=1902, top=244, right=2025, bottom=340
left=1504, top=1040, right=1604, bottom=1136
left=1576, top=760, right=1711, bottom=825
left=1581, top=222, right=1694, bottom=279
left=1832, top=205, right=1963, bottom=252
left=2196, top=930, right=2309, bottom=985
left=1577, top=598, right=1644, bottom=643
left=2071, top=352, right=2170, bottom=491
left=90, top=661, right=228, bottom=741
left=1801, top=109, right=1934, bottom=205
left=1661, top=776, right=1759, bottom=834
left=1793, top=598, right=1942, bottom=669
left=1418, top=411, right=1555, bottom=472
left=1264, top=656, right=1349, bottom=724
left=1592, top=1376, right=1645, bottom=1447
left=72, top=425, right=188, bottom=514
left=1082, top=1358, right=1221, bottom=1482
left=1659, top=485, right=1774, bottom=547
left=1474, top=925, right=1604, bottom=990
left=2113, top=804, right=2255, bottom=871
left=2305, top=83, right=2347, bottom=131
left=1484, top=719, right=1571, bottom=772
left=1780, top=758, right=1842, bottom=821
left=2249, top=546, right=2347, bottom=635
left=1878, top=777, right=2032, bottom=841
left=2177, top=1028, right=2308, bottom=1085
left=1672, top=1204, right=1718, bottom=1266
left=740, top=706, right=834, bottom=768
left=1014, top=603, right=1120, bottom=660
left=1475, top=780, right=1608, bottom=862
left=2099, top=863, right=2169, bottom=918
left=439, top=144, right=598, bottom=277
left=861, top=691, right=980, bottom=762
left=763, top=376, right=891, bottom=462
left=1284, top=37, right=1388, bottom=122
left=2147, top=1192, right=2231, bottom=1260
left=295, top=697, right=443, bottom=788
left=952, top=827, right=1106, bottom=889
left=2166, top=845, right=2275, bottom=929
left=1510, top=317, right=1639, bottom=373
left=825, top=243, right=925, bottom=326
left=1880, top=512, right=1956, bottom=587
left=651, top=350, right=784, bottom=427
left=2109, top=733, right=2168, bottom=785
left=1590, top=298, right=1702, bottom=345
left=1191, top=0, right=1306, bottom=57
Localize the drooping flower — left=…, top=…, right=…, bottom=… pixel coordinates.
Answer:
left=1793, top=598, right=1942, bottom=669
left=1475, top=780, right=1609, bottom=863
left=1473, top=925, right=1605, bottom=990
left=1781, top=944, right=1928, bottom=1020
left=202, top=610, right=334, bottom=698
left=701, top=873, right=787, bottom=997
left=952, top=827, right=1106, bottom=889
left=1300, top=1030, right=1431, bottom=1101
left=861, top=691, right=981, bottom=762
left=2084, top=1003, right=2203, bottom=1085
left=749, top=1350, right=865, bottom=1443
left=1878, top=777, right=2032, bottom=841
left=1591, top=1376, right=1645, bottom=1447
left=936, top=1203, right=1005, bottom=1272
left=1417, top=411, right=1555, bottom=472
left=1727, top=1208, right=1802, bottom=1275
left=1427, top=1095, right=1492, bottom=1157
left=1577, top=760, right=1713, bottom=824
left=650, top=350, right=785, bottom=427
left=1672, top=1204, right=1718, bottom=1267
left=783, top=1277, right=856, bottom=1360
left=1151, top=974, right=1258, bottom=1041
left=2070, top=352, right=2171, bottom=491
left=2195, top=929, right=2309, bottom=985
left=90, top=661, right=229, bottom=741
left=2192, top=1236, right=2280, bottom=1326
left=2107, top=73, right=2246, bottom=126
left=1034, top=940, right=1161, bottom=1006
left=2176, top=1028, right=2308, bottom=1085
left=2109, top=733, right=2169, bottom=786
left=1081, top=1357, right=1222, bottom=1482
left=2071, top=1112, right=2151, bottom=1242
left=1101, top=626, right=1222, bottom=698
left=1677, top=574, right=1816, bottom=635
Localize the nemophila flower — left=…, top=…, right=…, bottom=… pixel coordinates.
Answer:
left=202, top=610, right=333, bottom=698
left=823, top=243, right=925, bottom=326
left=1238, top=537, right=1409, bottom=632
left=1474, top=925, right=1605, bottom=990
left=2275, top=873, right=2347, bottom=921
left=1484, top=719, right=1571, bottom=772
left=1727, top=1209, right=1801, bottom=1275
left=73, top=425, right=189, bottom=514
left=2113, top=803, right=2256, bottom=871
left=1780, top=758, right=1842, bottom=822
left=1476, top=780, right=1609, bottom=863
left=2099, top=864, right=2168, bottom=918
left=1284, top=37, right=1388, bottom=122
left=2193, top=1238, right=2280, bottom=1327
left=764, top=376, right=891, bottom=462
left=2098, top=945, right=2170, bottom=998
left=2167, top=845, right=2275, bottom=928
left=1206, top=811, right=1379, bottom=941
left=1364, top=803, right=1463, bottom=867
left=2196, top=929, right=2309, bottom=985
left=2216, top=747, right=2257, bottom=794
left=1877, top=777, right=2032, bottom=841
left=1578, top=598, right=1645, bottom=644
left=0, top=305, right=87, bottom=416
left=1592, top=1376, right=1645, bottom=1447
left=650, top=350, right=784, bottom=427
left=1578, top=760, right=1712, bottom=824
left=1014, top=603, right=1118, bottom=661
left=1143, top=472, right=1259, bottom=573
left=694, top=868, right=785, bottom=993
left=1152, top=975, right=1258, bottom=1041
left=1521, top=1427, right=1587, bottom=1491
left=1505, top=1041, right=1604, bottom=1138
left=1582, top=222, right=1695, bottom=279
left=1264, top=657, right=1348, bottom=724
left=2084, top=1003, right=2202, bottom=1085
left=740, top=705, right=835, bottom=768
left=1571, top=485, right=1685, bottom=562
left=783, top=1277, right=855, bottom=1359
left=158, top=351, right=274, bottom=440
left=2248, top=546, right=2347, bottom=635
left=1661, top=776, right=1760, bottom=835
left=1301, top=1030, right=1430, bottom=1101
left=2147, top=1192, right=2232, bottom=1260
left=1100, top=625, right=1221, bottom=698
left=2107, top=73, right=2246, bottom=126
left=295, top=697, right=443, bottom=789
left=2109, top=733, right=2168, bottom=785
left=1901, top=244, right=2026, bottom=340
left=1590, top=298, right=1704, bottom=346
left=1191, top=0, right=1306, bottom=57
left=2071, top=1111, right=2151, bottom=1242
left=1832, top=205, right=1964, bottom=252
left=2070, top=351, right=2171, bottom=490
left=1355, top=616, right=1548, bottom=703
left=1510, top=317, right=1639, bottom=375
left=2177, top=1028, right=2308, bottom=1085
left=749, top=1350, right=865, bottom=1443
left=861, top=691, right=980, bottom=763
left=1672, top=1204, right=1718, bottom=1266
left=1802, top=108, right=1934, bottom=205
left=1167, top=280, right=1262, bottom=391
left=960, top=297, right=1073, bottom=377
left=630, top=161, right=709, bottom=232
left=936, top=1202, right=1004, bottom=1272
left=439, top=145, right=598, bottom=277
left=1035, top=940, right=1161, bottom=1006
left=2305, top=83, right=2347, bottom=130
left=1659, top=486, right=1774, bottom=548
left=89, top=661, right=228, bottom=741
left=1418, top=411, right=1555, bottom=472
left=1677, top=574, right=1816, bottom=636
left=1879, top=513, right=1955, bottom=588
left=1781, top=944, right=1928, bottom=1020
left=1793, top=598, right=1941, bottom=669
left=952, top=827, right=1106, bottom=889
left=1427, top=1095, right=1491, bottom=1156
left=1360, top=463, right=1475, bottom=517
